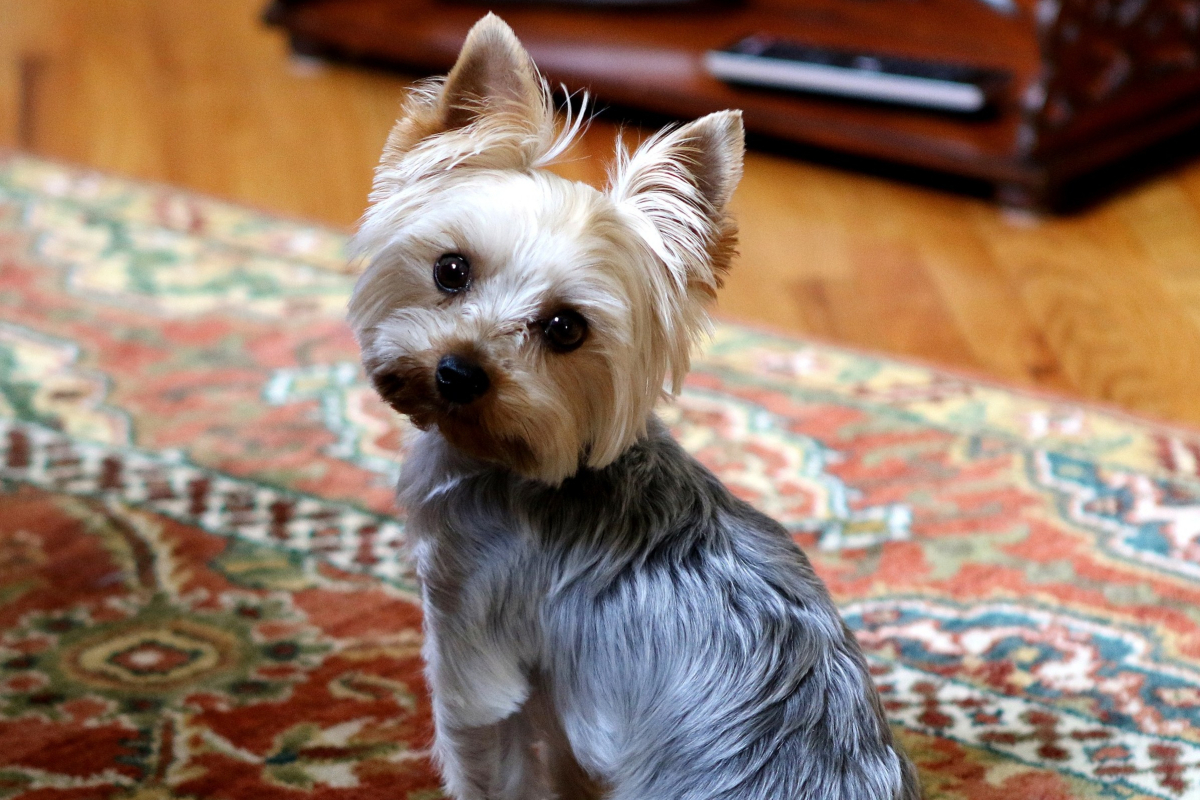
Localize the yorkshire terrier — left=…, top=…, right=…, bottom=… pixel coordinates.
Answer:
left=349, top=14, right=921, bottom=800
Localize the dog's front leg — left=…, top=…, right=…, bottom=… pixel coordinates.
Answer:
left=433, top=703, right=549, bottom=800
left=426, top=622, right=547, bottom=800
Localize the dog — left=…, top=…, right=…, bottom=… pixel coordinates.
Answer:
left=348, top=14, right=922, bottom=799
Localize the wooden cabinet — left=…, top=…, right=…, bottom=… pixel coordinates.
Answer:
left=266, top=0, right=1200, bottom=207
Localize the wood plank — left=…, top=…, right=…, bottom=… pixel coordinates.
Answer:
left=909, top=204, right=1073, bottom=392
left=976, top=204, right=1200, bottom=424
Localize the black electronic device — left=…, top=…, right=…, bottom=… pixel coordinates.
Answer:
left=705, top=35, right=1010, bottom=113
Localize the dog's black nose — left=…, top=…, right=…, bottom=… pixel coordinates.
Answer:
left=435, top=355, right=490, bottom=405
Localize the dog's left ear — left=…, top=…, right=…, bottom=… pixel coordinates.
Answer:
left=609, top=110, right=745, bottom=300
left=381, top=14, right=549, bottom=163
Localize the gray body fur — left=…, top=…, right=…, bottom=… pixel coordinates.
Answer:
left=402, top=417, right=922, bottom=800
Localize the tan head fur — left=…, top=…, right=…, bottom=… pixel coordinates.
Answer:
left=349, top=14, right=744, bottom=484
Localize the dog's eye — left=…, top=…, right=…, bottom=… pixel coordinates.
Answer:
left=542, top=310, right=588, bottom=353
left=434, top=253, right=471, bottom=293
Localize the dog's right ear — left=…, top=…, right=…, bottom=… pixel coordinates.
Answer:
left=381, top=14, right=546, bottom=161
left=437, top=14, right=543, bottom=131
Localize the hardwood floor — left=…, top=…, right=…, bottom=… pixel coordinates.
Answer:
left=5, top=0, right=1200, bottom=426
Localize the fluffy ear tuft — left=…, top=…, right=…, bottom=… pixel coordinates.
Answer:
left=359, top=14, right=591, bottom=250
left=380, top=14, right=548, bottom=163
left=677, top=110, right=745, bottom=215
left=608, top=110, right=745, bottom=298
left=606, top=110, right=744, bottom=395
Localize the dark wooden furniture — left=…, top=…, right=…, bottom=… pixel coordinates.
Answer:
left=265, top=0, right=1200, bottom=207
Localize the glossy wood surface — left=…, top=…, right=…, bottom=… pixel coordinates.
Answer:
left=267, top=0, right=1200, bottom=205
left=4, top=0, right=1200, bottom=427
left=270, top=0, right=1038, bottom=183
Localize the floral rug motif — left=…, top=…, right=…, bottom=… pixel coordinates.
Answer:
left=2, top=153, right=1200, bottom=799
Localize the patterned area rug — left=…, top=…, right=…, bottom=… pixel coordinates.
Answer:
left=2, top=153, right=1200, bottom=799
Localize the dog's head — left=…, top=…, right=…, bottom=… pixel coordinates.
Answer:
left=349, top=14, right=744, bottom=484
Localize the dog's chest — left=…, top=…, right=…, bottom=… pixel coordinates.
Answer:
left=413, top=507, right=535, bottom=593
left=406, top=477, right=557, bottom=643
